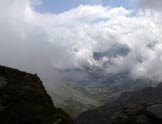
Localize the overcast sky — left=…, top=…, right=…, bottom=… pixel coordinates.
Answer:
left=137, top=0, right=162, bottom=10
left=0, top=0, right=162, bottom=91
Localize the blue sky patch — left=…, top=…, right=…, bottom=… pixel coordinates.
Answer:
left=34, top=0, right=135, bottom=13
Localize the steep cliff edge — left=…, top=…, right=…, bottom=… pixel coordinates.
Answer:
left=0, top=65, right=74, bottom=124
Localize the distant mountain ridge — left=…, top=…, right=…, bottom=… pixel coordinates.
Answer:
left=50, top=44, right=158, bottom=118
left=53, top=66, right=157, bottom=117
left=76, top=81, right=162, bottom=124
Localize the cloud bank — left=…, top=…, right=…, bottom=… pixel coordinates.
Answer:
left=0, top=0, right=162, bottom=92
left=137, top=0, right=162, bottom=10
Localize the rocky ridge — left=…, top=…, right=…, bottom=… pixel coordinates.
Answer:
left=0, top=65, right=74, bottom=124
left=76, top=82, right=162, bottom=124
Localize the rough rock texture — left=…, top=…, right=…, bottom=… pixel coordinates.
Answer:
left=112, top=104, right=162, bottom=124
left=76, top=82, right=162, bottom=124
left=76, top=109, right=111, bottom=124
left=0, top=65, right=75, bottom=124
left=146, top=104, right=162, bottom=123
left=0, top=76, right=7, bottom=87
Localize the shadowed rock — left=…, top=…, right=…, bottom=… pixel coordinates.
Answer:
left=0, top=65, right=75, bottom=124
left=0, top=76, right=7, bottom=87
left=77, top=82, right=162, bottom=124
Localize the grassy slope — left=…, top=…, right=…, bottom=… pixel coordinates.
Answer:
left=53, top=81, right=126, bottom=118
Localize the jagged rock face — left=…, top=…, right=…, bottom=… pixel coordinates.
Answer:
left=147, top=104, right=162, bottom=118
left=0, top=76, right=7, bottom=112
left=76, top=109, right=112, bottom=124
left=0, top=76, right=7, bottom=87
left=76, top=82, right=162, bottom=124
left=146, top=104, right=162, bottom=122
left=0, top=65, right=74, bottom=124
left=112, top=104, right=162, bottom=124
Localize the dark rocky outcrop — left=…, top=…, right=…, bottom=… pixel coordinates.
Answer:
left=0, top=65, right=74, bottom=124
left=76, top=82, right=162, bottom=124
left=112, top=103, right=162, bottom=124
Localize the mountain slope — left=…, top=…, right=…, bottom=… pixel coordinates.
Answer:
left=50, top=82, right=101, bottom=118
left=56, top=67, right=155, bottom=117
left=0, top=65, right=74, bottom=124
left=76, top=82, right=162, bottom=124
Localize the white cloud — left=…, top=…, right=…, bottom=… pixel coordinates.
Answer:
left=137, top=0, right=162, bottom=11
left=0, top=0, right=162, bottom=91
left=31, top=0, right=42, bottom=5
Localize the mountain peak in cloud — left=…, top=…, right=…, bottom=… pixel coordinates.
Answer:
left=0, top=0, right=162, bottom=97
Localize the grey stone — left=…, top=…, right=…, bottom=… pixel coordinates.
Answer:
left=0, top=105, right=6, bottom=112
left=136, top=115, right=151, bottom=124
left=53, top=118, right=62, bottom=124
left=0, top=76, right=7, bottom=87
left=147, top=104, right=162, bottom=119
